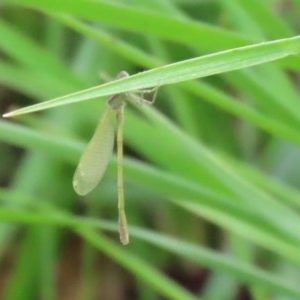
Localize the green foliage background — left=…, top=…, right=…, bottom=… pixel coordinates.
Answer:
left=1, top=1, right=300, bottom=299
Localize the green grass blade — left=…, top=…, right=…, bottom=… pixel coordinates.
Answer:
left=2, top=0, right=250, bottom=50
left=0, top=201, right=299, bottom=299
left=4, top=35, right=300, bottom=117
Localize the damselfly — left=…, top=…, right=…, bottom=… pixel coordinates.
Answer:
left=73, top=71, right=157, bottom=245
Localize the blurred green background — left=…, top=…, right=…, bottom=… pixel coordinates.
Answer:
left=1, top=1, right=300, bottom=299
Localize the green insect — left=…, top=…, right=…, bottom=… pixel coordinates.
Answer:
left=73, top=71, right=157, bottom=245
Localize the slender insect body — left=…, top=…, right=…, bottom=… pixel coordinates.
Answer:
left=73, top=70, right=158, bottom=245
